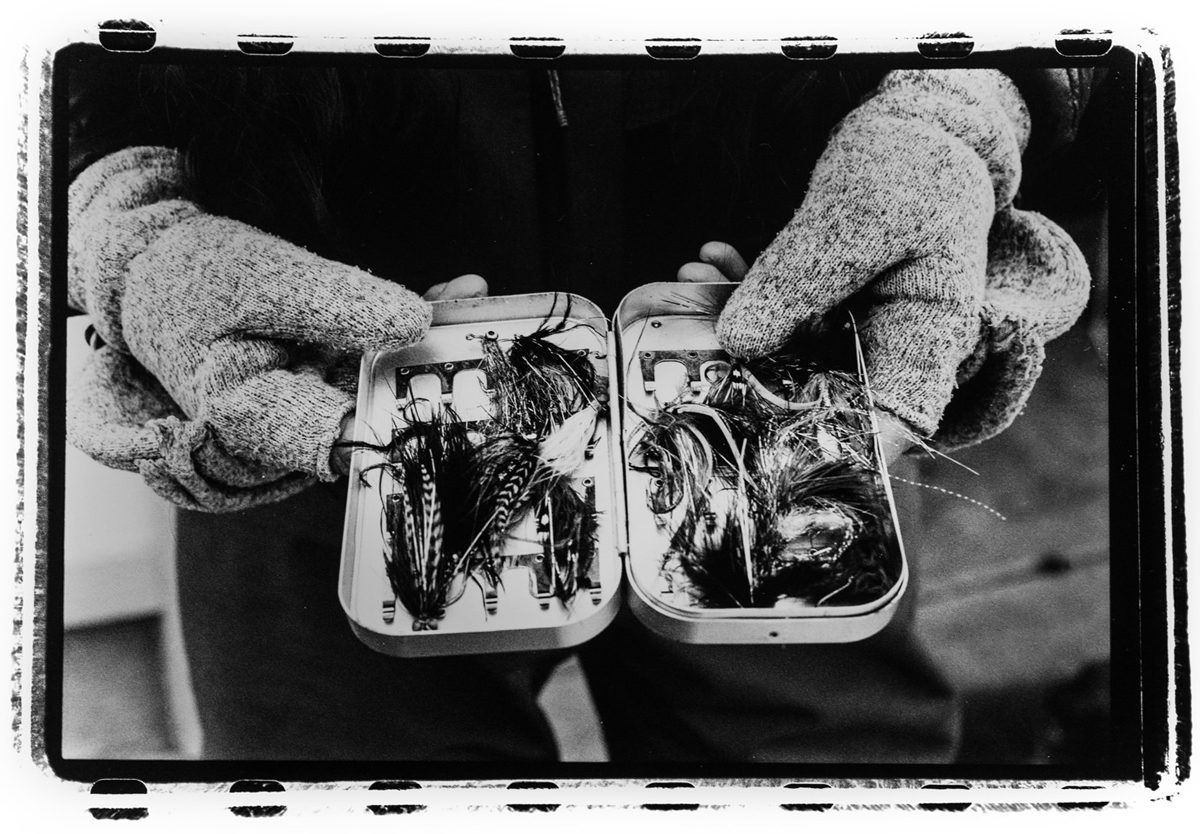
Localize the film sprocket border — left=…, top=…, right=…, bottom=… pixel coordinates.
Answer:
left=29, top=21, right=1173, bottom=803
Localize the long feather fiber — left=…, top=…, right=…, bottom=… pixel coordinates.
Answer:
left=374, top=410, right=482, bottom=629
left=537, top=401, right=600, bottom=478
left=645, top=315, right=899, bottom=608
left=468, top=432, right=542, bottom=570
left=534, top=480, right=599, bottom=602
left=468, top=430, right=599, bottom=602
left=478, top=312, right=599, bottom=438
left=368, top=307, right=605, bottom=621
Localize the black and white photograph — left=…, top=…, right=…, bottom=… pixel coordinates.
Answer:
left=10, top=12, right=1187, bottom=819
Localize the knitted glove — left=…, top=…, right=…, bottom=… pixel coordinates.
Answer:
left=68, top=344, right=318, bottom=511
left=934, top=206, right=1089, bottom=449
left=717, top=70, right=1090, bottom=448
left=68, top=146, right=431, bottom=511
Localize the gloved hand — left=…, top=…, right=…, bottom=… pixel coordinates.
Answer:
left=713, top=70, right=1090, bottom=450
left=67, top=341, right=338, bottom=511
left=68, top=145, right=434, bottom=511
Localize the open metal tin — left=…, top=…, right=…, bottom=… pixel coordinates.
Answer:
left=338, top=293, right=622, bottom=657
left=612, top=282, right=909, bottom=644
left=340, top=285, right=908, bottom=655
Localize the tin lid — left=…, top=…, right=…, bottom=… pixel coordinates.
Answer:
left=338, top=292, right=623, bottom=656
left=611, top=282, right=909, bottom=643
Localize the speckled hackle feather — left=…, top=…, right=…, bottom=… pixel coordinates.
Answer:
left=369, top=410, right=478, bottom=629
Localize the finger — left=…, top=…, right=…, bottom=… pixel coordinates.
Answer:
left=435, top=274, right=489, bottom=300
left=67, top=347, right=177, bottom=471
left=857, top=257, right=982, bottom=438
left=146, top=214, right=434, bottom=352
left=699, top=241, right=749, bottom=281
left=70, top=342, right=299, bottom=487
left=204, top=366, right=357, bottom=481
left=987, top=208, right=1090, bottom=341
left=192, top=428, right=295, bottom=487
left=716, top=124, right=992, bottom=360
left=423, top=281, right=450, bottom=300
left=138, top=460, right=208, bottom=512
left=286, top=262, right=432, bottom=351
left=676, top=262, right=728, bottom=283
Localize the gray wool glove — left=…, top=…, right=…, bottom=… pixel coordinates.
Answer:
left=68, top=344, right=318, bottom=511
left=717, top=70, right=1090, bottom=448
left=932, top=205, right=1089, bottom=449
left=68, top=145, right=431, bottom=511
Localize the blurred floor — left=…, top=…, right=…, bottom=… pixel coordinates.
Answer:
left=62, top=619, right=177, bottom=759
left=61, top=321, right=1109, bottom=766
left=904, top=320, right=1111, bottom=765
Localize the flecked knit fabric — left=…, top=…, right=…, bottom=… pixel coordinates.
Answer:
left=68, top=146, right=432, bottom=510
left=717, top=70, right=1090, bottom=445
left=934, top=206, right=1090, bottom=449
left=68, top=341, right=185, bottom=470
left=70, top=73, right=1092, bottom=509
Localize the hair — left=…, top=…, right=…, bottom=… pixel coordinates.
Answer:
left=137, top=63, right=457, bottom=269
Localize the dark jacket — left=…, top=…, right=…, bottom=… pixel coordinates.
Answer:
left=66, top=53, right=1105, bottom=314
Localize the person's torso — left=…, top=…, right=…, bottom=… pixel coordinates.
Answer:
left=70, top=60, right=880, bottom=312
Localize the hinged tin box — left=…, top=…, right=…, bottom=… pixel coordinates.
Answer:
left=340, top=284, right=907, bottom=656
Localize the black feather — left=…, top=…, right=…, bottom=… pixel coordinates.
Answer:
left=478, top=301, right=600, bottom=438
left=370, top=408, right=482, bottom=629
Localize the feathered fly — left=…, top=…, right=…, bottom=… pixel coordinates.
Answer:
left=366, top=409, right=481, bottom=630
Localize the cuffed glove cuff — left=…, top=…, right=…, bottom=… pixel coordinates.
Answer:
left=933, top=207, right=1091, bottom=449
left=933, top=322, right=1044, bottom=450
left=68, top=344, right=317, bottom=512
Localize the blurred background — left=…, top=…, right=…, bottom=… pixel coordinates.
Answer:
left=61, top=282, right=1111, bottom=764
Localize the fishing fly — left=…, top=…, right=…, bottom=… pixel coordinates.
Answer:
left=631, top=316, right=900, bottom=609
left=347, top=300, right=604, bottom=630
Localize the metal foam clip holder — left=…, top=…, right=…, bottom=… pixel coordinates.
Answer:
left=524, top=477, right=602, bottom=608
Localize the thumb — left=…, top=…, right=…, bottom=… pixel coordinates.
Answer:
left=985, top=207, right=1091, bottom=342
left=424, top=274, right=489, bottom=301
left=857, top=256, right=982, bottom=437
left=699, top=241, right=748, bottom=281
